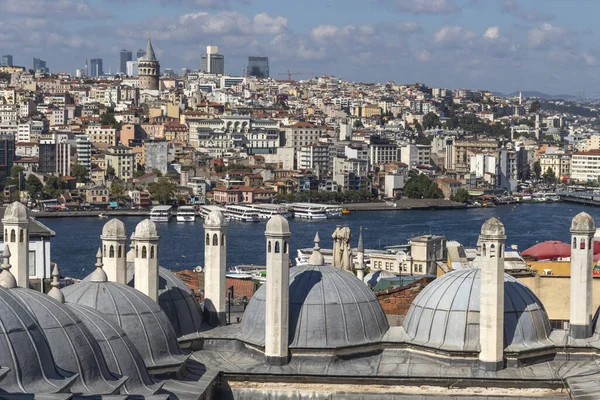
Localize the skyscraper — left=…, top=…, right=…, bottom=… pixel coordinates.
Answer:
left=200, top=45, right=225, bottom=75
left=90, top=58, right=104, bottom=77
left=33, top=58, right=48, bottom=73
left=247, top=56, right=269, bottom=78
left=120, top=50, right=132, bottom=74
left=1, top=55, right=13, bottom=67
left=137, top=49, right=146, bottom=60
left=138, top=35, right=160, bottom=90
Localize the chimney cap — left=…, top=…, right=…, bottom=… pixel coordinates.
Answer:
left=571, top=212, right=595, bottom=233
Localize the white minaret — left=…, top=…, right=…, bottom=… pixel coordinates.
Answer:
left=356, top=226, right=365, bottom=281
left=2, top=202, right=29, bottom=288
left=265, top=216, right=291, bottom=365
left=101, top=219, right=128, bottom=284
left=569, top=212, right=596, bottom=339
left=131, top=219, right=159, bottom=301
left=478, top=217, right=506, bottom=372
left=203, top=210, right=229, bottom=326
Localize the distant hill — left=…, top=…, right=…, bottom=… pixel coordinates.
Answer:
left=506, top=91, right=576, bottom=100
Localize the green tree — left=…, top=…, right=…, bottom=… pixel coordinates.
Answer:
left=450, top=188, right=470, bottom=202
left=26, top=175, right=43, bottom=199
left=133, top=169, right=146, bottom=178
left=151, top=168, right=163, bottom=177
left=533, top=160, right=542, bottom=178
left=543, top=167, right=557, bottom=183
left=530, top=100, right=541, bottom=113
left=71, top=164, right=89, bottom=183
left=353, top=120, right=364, bottom=129
left=11, top=166, right=24, bottom=179
left=150, top=177, right=175, bottom=204
left=422, top=112, right=440, bottom=129
left=110, top=181, right=126, bottom=202
left=43, top=176, right=62, bottom=199
left=403, top=173, right=444, bottom=199
left=10, top=190, right=19, bottom=202
left=105, top=165, right=116, bottom=179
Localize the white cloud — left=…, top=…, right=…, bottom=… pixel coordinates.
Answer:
left=528, top=23, right=568, bottom=49
left=434, top=26, right=476, bottom=45
left=3, top=0, right=112, bottom=19
left=387, top=0, right=458, bottom=14
left=415, top=49, right=431, bottom=62
left=581, top=52, right=598, bottom=66
left=484, top=26, right=500, bottom=41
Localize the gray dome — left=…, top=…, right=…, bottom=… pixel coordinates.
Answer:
left=67, top=303, right=163, bottom=396
left=403, top=269, right=552, bottom=352
left=0, top=286, right=76, bottom=393
left=134, top=219, right=158, bottom=239
left=204, top=210, right=227, bottom=227
left=481, top=217, right=505, bottom=236
left=127, top=265, right=204, bottom=343
left=266, top=215, right=290, bottom=235
left=102, top=218, right=127, bottom=238
left=63, top=280, right=188, bottom=371
left=572, top=212, right=595, bottom=232
left=3, top=201, right=29, bottom=222
left=10, top=287, right=127, bottom=395
left=240, top=265, right=389, bottom=349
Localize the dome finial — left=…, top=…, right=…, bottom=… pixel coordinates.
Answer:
left=309, top=231, right=325, bottom=266
left=90, top=247, right=108, bottom=283
left=313, top=232, right=321, bottom=250
left=47, top=264, right=64, bottom=303
left=0, top=244, right=16, bottom=289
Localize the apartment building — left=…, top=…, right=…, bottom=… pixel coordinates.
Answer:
left=86, top=125, right=117, bottom=147
left=283, top=122, right=322, bottom=152
left=539, top=153, right=571, bottom=180
left=106, top=145, right=135, bottom=180
left=570, top=151, right=600, bottom=182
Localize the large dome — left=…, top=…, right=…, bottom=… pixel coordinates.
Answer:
left=0, top=286, right=76, bottom=393
left=240, top=265, right=389, bottom=349
left=63, top=279, right=188, bottom=372
left=403, top=269, right=552, bottom=352
left=67, top=303, right=163, bottom=396
left=10, top=287, right=127, bottom=395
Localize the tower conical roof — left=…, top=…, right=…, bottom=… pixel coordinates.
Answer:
left=142, top=34, right=157, bottom=62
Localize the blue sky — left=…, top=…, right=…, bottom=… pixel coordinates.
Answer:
left=1, top=0, right=599, bottom=95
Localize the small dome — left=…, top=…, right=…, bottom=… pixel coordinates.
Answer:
left=481, top=217, right=505, bottom=236
left=102, top=218, right=127, bottom=238
left=571, top=212, right=595, bottom=232
left=403, top=269, right=552, bottom=352
left=67, top=303, right=163, bottom=396
left=127, top=265, right=204, bottom=343
left=204, top=210, right=227, bottom=227
left=266, top=215, right=290, bottom=235
left=240, top=265, right=388, bottom=349
left=10, top=287, right=127, bottom=395
left=3, top=201, right=29, bottom=222
left=133, top=219, right=159, bottom=239
left=63, top=279, right=188, bottom=371
left=0, top=286, right=75, bottom=393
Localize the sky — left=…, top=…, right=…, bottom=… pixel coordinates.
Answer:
left=1, top=0, right=599, bottom=95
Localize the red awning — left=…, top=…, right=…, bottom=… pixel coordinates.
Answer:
left=521, top=241, right=571, bottom=259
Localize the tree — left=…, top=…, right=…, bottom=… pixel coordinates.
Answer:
left=43, top=176, right=62, bottom=199
left=149, top=177, right=175, bottom=204
left=105, top=165, right=116, bottom=179
left=533, top=160, right=542, bottom=178
left=71, top=164, right=89, bottom=183
left=450, top=188, right=470, bottom=202
left=110, top=181, right=126, bottom=202
left=422, top=112, right=440, bottom=129
left=403, top=173, right=444, bottom=199
left=530, top=100, right=541, bottom=113
left=11, top=166, right=24, bottom=179
left=353, top=120, right=364, bottom=129
left=543, top=167, right=557, bottom=183
left=151, top=168, right=163, bottom=177
left=26, top=175, right=43, bottom=200
left=413, top=121, right=423, bottom=133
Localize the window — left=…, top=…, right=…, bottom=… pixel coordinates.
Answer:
left=19, top=230, right=23, bottom=243
left=268, top=241, right=272, bottom=253
left=221, top=234, right=225, bottom=246
left=283, top=241, right=288, bottom=254
left=10, top=230, right=15, bottom=243
left=118, top=246, right=122, bottom=258
left=581, top=238, right=586, bottom=250
left=150, top=246, right=155, bottom=259
left=275, top=241, right=280, bottom=253
left=109, top=245, right=114, bottom=258
left=213, top=234, right=218, bottom=246
left=573, top=237, right=577, bottom=249
left=141, top=246, right=147, bottom=259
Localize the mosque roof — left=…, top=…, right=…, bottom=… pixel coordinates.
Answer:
left=403, top=268, right=552, bottom=352
left=240, top=264, right=389, bottom=349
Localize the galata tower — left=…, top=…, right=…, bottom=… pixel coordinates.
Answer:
left=138, top=34, right=160, bottom=90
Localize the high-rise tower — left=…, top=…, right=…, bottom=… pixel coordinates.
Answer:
left=138, top=34, right=160, bottom=91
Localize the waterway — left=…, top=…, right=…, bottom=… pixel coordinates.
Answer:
left=40, top=202, right=600, bottom=279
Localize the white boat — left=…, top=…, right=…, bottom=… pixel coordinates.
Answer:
left=225, top=205, right=260, bottom=222
left=326, top=206, right=342, bottom=219
left=199, top=205, right=226, bottom=219
left=291, top=203, right=333, bottom=220
left=248, top=204, right=292, bottom=219
left=176, top=205, right=196, bottom=222
left=150, top=205, right=173, bottom=222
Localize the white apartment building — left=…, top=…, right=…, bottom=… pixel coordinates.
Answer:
left=332, top=156, right=369, bottom=190
left=570, top=151, right=600, bottom=182
left=369, top=141, right=399, bottom=166
left=76, top=135, right=92, bottom=171
left=283, top=122, right=322, bottom=152
left=400, top=144, right=431, bottom=167
left=577, top=134, right=600, bottom=152
left=0, top=105, right=18, bottom=123
left=539, top=153, right=571, bottom=180
left=470, top=153, right=497, bottom=179
left=50, top=108, right=68, bottom=126
left=297, top=143, right=331, bottom=178
left=17, top=120, right=44, bottom=142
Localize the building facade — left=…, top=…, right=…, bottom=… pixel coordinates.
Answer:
left=247, top=56, right=269, bottom=78
left=200, top=46, right=225, bottom=75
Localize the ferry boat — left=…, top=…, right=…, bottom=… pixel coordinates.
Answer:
left=326, top=206, right=343, bottom=218
left=198, top=205, right=226, bottom=219
left=150, top=205, right=173, bottom=222
left=225, top=205, right=260, bottom=222
left=176, top=205, right=196, bottom=222
left=249, top=204, right=292, bottom=219
left=291, top=203, right=328, bottom=219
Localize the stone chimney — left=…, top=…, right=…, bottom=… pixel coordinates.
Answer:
left=101, top=219, right=127, bottom=284
left=203, top=210, right=228, bottom=326
left=569, top=212, right=595, bottom=339
left=131, top=219, right=159, bottom=301
left=2, top=202, right=29, bottom=288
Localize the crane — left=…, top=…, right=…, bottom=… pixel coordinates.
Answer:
left=277, top=69, right=324, bottom=81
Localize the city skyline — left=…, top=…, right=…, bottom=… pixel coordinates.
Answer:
left=1, top=0, right=600, bottom=94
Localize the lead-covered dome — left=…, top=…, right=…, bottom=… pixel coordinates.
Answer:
left=11, top=287, right=127, bottom=395
left=240, top=265, right=389, bottom=349
left=0, top=286, right=76, bottom=393
left=204, top=210, right=227, bottom=226
left=3, top=201, right=29, bottom=222
left=403, top=269, right=552, bottom=352
left=572, top=212, right=595, bottom=232
left=133, top=219, right=158, bottom=239
left=63, top=279, right=188, bottom=372
left=102, top=218, right=127, bottom=238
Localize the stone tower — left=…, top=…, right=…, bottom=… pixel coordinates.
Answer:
left=204, top=210, right=228, bottom=326
left=2, top=202, right=29, bottom=288
left=131, top=219, right=160, bottom=301
left=569, top=212, right=595, bottom=339
left=478, top=217, right=506, bottom=371
left=265, top=216, right=291, bottom=365
left=101, top=219, right=127, bottom=284
left=138, top=34, right=160, bottom=91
